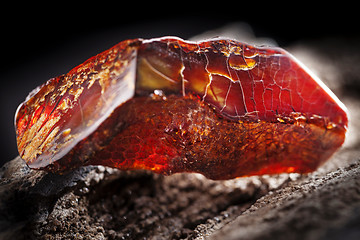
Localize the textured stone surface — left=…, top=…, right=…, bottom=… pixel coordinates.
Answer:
left=0, top=156, right=291, bottom=239
left=209, top=161, right=360, bottom=240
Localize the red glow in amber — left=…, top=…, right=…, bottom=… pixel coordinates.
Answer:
left=15, top=37, right=348, bottom=179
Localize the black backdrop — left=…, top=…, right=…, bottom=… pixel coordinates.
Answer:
left=1, top=3, right=358, bottom=167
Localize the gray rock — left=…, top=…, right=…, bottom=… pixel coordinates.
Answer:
left=0, top=156, right=286, bottom=239
left=208, top=161, right=360, bottom=240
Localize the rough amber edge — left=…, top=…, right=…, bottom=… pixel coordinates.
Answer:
left=38, top=95, right=345, bottom=180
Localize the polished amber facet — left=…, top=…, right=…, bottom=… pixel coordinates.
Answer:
left=15, top=37, right=348, bottom=179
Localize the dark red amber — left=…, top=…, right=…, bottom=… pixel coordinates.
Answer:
left=15, top=37, right=348, bottom=179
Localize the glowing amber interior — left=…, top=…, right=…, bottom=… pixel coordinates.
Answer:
left=15, top=37, right=348, bottom=179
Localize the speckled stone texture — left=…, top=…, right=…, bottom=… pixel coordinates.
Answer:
left=0, top=156, right=294, bottom=239
left=1, top=26, right=360, bottom=239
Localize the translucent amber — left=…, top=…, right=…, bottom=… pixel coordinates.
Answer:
left=15, top=37, right=348, bottom=179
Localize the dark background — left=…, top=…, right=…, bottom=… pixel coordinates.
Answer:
left=1, top=4, right=358, bottom=167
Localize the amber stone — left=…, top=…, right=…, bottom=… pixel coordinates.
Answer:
left=15, top=37, right=348, bottom=179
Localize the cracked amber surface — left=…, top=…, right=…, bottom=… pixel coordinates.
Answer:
left=15, top=37, right=348, bottom=179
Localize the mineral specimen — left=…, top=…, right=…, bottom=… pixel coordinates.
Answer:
left=15, top=37, right=348, bottom=179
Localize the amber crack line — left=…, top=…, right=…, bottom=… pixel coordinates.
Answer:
left=221, top=50, right=236, bottom=113
left=202, top=51, right=213, bottom=103
left=180, top=64, right=186, bottom=97
left=220, top=77, right=231, bottom=112
left=264, top=55, right=300, bottom=116
left=178, top=43, right=187, bottom=97
left=241, top=49, right=259, bottom=119
left=142, top=58, right=178, bottom=84
left=230, top=47, right=249, bottom=116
